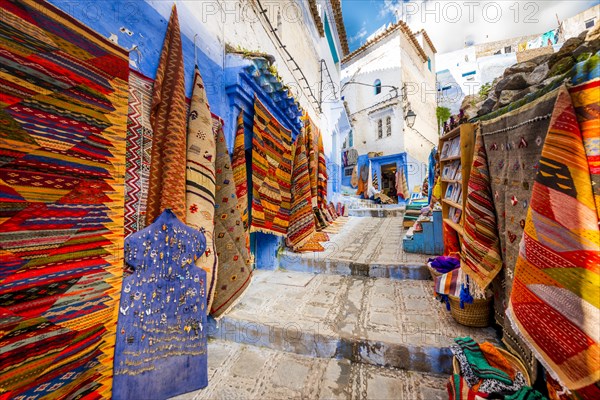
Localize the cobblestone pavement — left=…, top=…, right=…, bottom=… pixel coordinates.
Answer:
left=280, top=216, right=430, bottom=267
left=171, top=340, right=448, bottom=400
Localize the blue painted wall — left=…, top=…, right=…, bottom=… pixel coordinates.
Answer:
left=46, top=0, right=301, bottom=270
left=47, top=0, right=226, bottom=117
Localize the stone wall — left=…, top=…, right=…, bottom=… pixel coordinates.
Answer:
left=462, top=26, right=599, bottom=120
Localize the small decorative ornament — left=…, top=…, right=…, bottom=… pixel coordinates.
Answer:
left=508, top=231, right=517, bottom=243
left=511, top=195, right=518, bottom=206
left=536, top=135, right=543, bottom=146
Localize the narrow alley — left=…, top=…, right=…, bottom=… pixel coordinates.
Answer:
left=175, top=215, right=496, bottom=400
left=1, top=1, right=598, bottom=400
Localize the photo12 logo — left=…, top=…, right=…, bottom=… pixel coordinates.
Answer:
left=399, top=1, right=540, bottom=24
left=200, top=1, right=303, bottom=24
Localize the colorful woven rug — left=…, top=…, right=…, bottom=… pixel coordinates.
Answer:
left=146, top=6, right=187, bottom=224
left=113, top=210, right=208, bottom=399
left=232, top=109, right=249, bottom=234
left=314, top=206, right=329, bottom=231
left=372, top=170, right=379, bottom=190
left=350, top=164, right=358, bottom=188
left=570, top=78, right=600, bottom=219
left=507, top=85, right=600, bottom=392
left=461, top=127, right=503, bottom=290
left=396, top=169, right=409, bottom=200
left=357, top=164, right=368, bottom=196
left=186, top=67, right=218, bottom=310
left=481, top=87, right=559, bottom=380
left=250, top=97, right=292, bottom=236
left=287, top=130, right=317, bottom=250
left=210, top=118, right=252, bottom=318
left=305, top=115, right=319, bottom=204
left=317, top=130, right=328, bottom=207
left=124, top=71, right=154, bottom=237
left=0, top=0, right=129, bottom=397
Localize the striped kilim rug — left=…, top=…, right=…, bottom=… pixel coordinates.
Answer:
left=0, top=0, right=129, bottom=397
left=124, top=71, right=154, bottom=237
left=186, top=66, right=218, bottom=311
left=508, top=85, right=600, bottom=394
left=461, top=127, right=503, bottom=290
left=570, top=78, right=600, bottom=220
left=317, top=129, right=328, bottom=207
left=305, top=115, right=319, bottom=204
left=372, top=170, right=379, bottom=190
left=145, top=6, right=187, bottom=225
left=481, top=87, right=558, bottom=380
left=287, top=130, right=317, bottom=250
left=250, top=97, right=292, bottom=236
left=232, top=109, right=249, bottom=233
left=210, top=119, right=252, bottom=318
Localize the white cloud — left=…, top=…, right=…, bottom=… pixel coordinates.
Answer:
left=350, top=23, right=368, bottom=43
left=378, top=0, right=403, bottom=19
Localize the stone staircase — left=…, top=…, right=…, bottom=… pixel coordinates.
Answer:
left=172, top=216, right=499, bottom=400
left=341, top=196, right=406, bottom=218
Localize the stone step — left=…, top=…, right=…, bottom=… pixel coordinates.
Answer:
left=279, top=252, right=430, bottom=280
left=278, top=216, right=433, bottom=280
left=207, top=270, right=499, bottom=375
left=170, top=340, right=448, bottom=400
left=348, top=208, right=405, bottom=218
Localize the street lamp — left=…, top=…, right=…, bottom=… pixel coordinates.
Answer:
left=405, top=109, right=417, bottom=128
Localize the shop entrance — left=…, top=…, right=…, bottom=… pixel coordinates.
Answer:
left=380, top=163, right=397, bottom=203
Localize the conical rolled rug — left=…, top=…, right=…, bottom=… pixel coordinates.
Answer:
left=146, top=5, right=187, bottom=225
left=186, top=66, right=218, bottom=310
left=210, top=119, right=252, bottom=318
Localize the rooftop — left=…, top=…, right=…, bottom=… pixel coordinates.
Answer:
left=342, top=20, right=434, bottom=64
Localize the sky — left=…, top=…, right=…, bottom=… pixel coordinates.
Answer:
left=342, top=0, right=599, bottom=54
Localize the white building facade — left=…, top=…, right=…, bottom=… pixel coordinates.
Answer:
left=340, top=22, right=438, bottom=196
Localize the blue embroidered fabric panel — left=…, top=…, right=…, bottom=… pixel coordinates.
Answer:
left=113, top=209, right=208, bottom=399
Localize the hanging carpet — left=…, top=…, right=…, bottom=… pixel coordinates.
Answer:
left=507, top=85, right=600, bottom=393
left=461, top=127, right=503, bottom=290
left=0, top=0, right=129, bottom=397
left=210, top=118, right=252, bottom=318
left=124, top=71, right=154, bottom=236
left=317, top=130, right=328, bottom=207
left=287, top=130, right=317, bottom=250
left=185, top=66, right=218, bottom=310
left=145, top=5, right=187, bottom=225
left=396, top=169, right=409, bottom=200
left=232, top=109, right=249, bottom=236
left=570, top=78, right=600, bottom=219
left=305, top=115, right=319, bottom=204
left=250, top=97, right=293, bottom=236
left=481, top=87, right=559, bottom=379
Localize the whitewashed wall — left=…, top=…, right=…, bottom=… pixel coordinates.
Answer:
left=147, top=0, right=342, bottom=158
left=341, top=27, right=437, bottom=183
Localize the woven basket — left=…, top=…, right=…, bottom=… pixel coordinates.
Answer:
left=452, top=347, right=531, bottom=386
left=427, top=263, right=443, bottom=281
left=448, top=295, right=492, bottom=328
